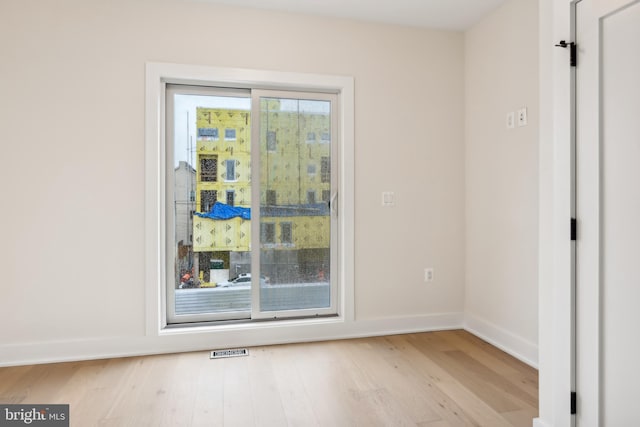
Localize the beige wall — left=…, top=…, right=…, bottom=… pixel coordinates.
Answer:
left=0, top=0, right=465, bottom=362
left=464, top=0, right=539, bottom=363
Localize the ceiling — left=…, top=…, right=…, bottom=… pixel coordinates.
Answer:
left=193, top=0, right=508, bottom=31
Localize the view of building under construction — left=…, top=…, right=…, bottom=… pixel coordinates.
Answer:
left=175, top=98, right=332, bottom=288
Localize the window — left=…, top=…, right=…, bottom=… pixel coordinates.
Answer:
left=261, top=223, right=275, bottom=244
left=198, top=127, right=219, bottom=140
left=225, top=128, right=236, bottom=141
left=322, top=190, right=331, bottom=203
left=307, top=164, right=317, bottom=176
left=150, top=64, right=352, bottom=329
left=200, top=190, right=217, bottom=212
left=225, top=159, right=236, bottom=181
left=307, top=190, right=316, bottom=204
left=321, top=132, right=330, bottom=143
left=281, top=222, right=292, bottom=244
left=226, top=190, right=235, bottom=206
left=266, top=189, right=276, bottom=206
left=321, top=156, right=330, bottom=183
left=200, top=155, right=217, bottom=182
left=267, top=131, right=277, bottom=152
left=306, top=132, right=316, bottom=143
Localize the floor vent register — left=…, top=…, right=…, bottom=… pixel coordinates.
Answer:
left=210, top=348, right=249, bottom=359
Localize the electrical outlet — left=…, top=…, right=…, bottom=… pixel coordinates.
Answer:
left=517, top=107, right=528, bottom=126
left=424, top=268, right=434, bottom=282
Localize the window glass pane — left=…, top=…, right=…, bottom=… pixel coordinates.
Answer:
left=200, top=190, right=217, bottom=212
left=281, top=222, right=293, bottom=244
left=259, top=97, right=331, bottom=312
left=198, top=127, right=219, bottom=140
left=321, top=156, right=330, bottom=183
left=200, top=155, right=217, bottom=182
left=261, top=223, right=275, bottom=244
left=225, top=159, right=236, bottom=181
left=306, top=132, right=316, bottom=143
left=267, top=131, right=277, bottom=151
left=167, top=85, right=337, bottom=324
left=170, top=90, right=251, bottom=319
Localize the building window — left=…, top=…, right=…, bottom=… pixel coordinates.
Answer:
left=321, top=132, right=330, bottom=143
left=322, top=190, right=331, bottom=203
left=200, top=155, right=217, bottom=182
left=307, top=190, right=316, bottom=204
left=261, top=223, right=275, bottom=244
left=200, top=190, right=217, bottom=212
left=321, top=156, right=330, bottom=183
left=267, top=131, right=277, bottom=152
left=226, top=190, right=235, bottom=206
left=306, top=132, right=316, bottom=143
left=307, top=164, right=316, bottom=176
left=198, top=127, right=219, bottom=140
left=225, top=159, right=236, bottom=181
left=281, top=222, right=292, bottom=244
left=225, top=128, right=237, bottom=141
left=266, top=189, right=276, bottom=206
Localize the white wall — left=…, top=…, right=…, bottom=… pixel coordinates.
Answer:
left=464, top=0, right=540, bottom=366
left=0, top=0, right=466, bottom=365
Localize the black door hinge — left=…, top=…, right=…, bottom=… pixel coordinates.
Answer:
left=571, top=218, right=577, bottom=241
left=571, top=391, right=577, bottom=415
left=555, top=40, right=577, bottom=67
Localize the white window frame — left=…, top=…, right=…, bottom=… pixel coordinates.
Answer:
left=145, top=63, right=354, bottom=335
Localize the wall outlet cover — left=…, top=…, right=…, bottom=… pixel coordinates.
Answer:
left=517, top=107, right=528, bottom=126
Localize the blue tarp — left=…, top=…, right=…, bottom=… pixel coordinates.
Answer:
left=195, top=202, right=330, bottom=220
left=195, top=202, right=251, bottom=220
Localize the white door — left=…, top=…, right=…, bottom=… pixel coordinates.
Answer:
left=575, top=0, right=640, bottom=425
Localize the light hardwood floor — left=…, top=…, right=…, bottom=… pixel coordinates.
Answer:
left=0, top=330, right=537, bottom=426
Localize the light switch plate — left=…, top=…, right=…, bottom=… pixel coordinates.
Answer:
left=506, top=111, right=515, bottom=129
left=382, top=191, right=395, bottom=207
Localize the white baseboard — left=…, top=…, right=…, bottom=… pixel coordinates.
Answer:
left=532, top=417, right=552, bottom=427
left=464, top=312, right=538, bottom=368
left=0, top=312, right=464, bottom=367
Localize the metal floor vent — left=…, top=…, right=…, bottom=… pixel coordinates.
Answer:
left=210, top=348, right=249, bottom=359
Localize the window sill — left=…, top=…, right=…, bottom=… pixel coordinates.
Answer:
left=159, top=314, right=343, bottom=336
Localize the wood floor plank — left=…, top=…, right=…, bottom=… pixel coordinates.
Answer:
left=406, top=334, right=522, bottom=413
left=246, top=347, right=288, bottom=427
left=340, top=339, right=445, bottom=425
left=190, top=353, right=224, bottom=427
left=269, top=344, right=320, bottom=427
left=438, top=330, right=522, bottom=376
left=457, top=331, right=538, bottom=378
left=369, top=335, right=486, bottom=426
left=222, top=355, right=255, bottom=427
left=443, top=350, right=538, bottom=409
